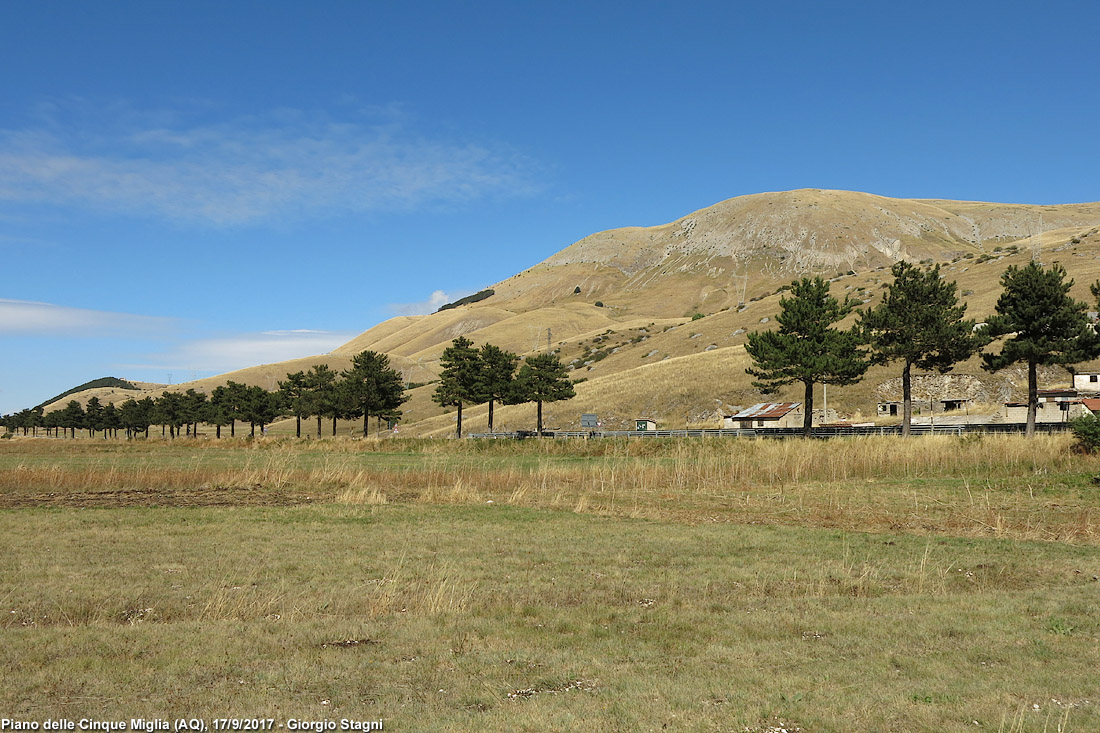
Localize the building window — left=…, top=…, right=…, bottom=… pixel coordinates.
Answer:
left=1091, top=375, right=1098, bottom=383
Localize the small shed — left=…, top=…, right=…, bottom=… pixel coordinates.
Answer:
left=877, top=401, right=902, bottom=417
left=724, top=402, right=804, bottom=429
left=940, top=398, right=971, bottom=412
left=635, top=418, right=657, bottom=431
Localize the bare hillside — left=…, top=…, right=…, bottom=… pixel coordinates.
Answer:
left=52, top=189, right=1100, bottom=434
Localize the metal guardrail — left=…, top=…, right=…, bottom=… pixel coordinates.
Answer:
left=469, top=423, right=1073, bottom=440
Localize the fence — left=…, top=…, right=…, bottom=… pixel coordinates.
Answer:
left=469, top=422, right=1074, bottom=440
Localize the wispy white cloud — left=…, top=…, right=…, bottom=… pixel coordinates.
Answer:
left=0, top=298, right=174, bottom=335
left=120, top=328, right=358, bottom=374
left=0, top=104, right=540, bottom=226
left=387, top=289, right=471, bottom=316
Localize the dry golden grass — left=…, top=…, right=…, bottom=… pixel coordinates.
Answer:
left=3, top=434, right=1100, bottom=728
left=4, top=433, right=1099, bottom=544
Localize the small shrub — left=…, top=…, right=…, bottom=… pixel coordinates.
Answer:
left=594, top=301, right=604, bottom=308
left=1070, top=414, right=1100, bottom=453
left=573, top=286, right=581, bottom=294
left=691, top=313, right=704, bottom=321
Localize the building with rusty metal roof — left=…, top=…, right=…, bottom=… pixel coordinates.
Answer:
left=723, top=402, right=804, bottom=429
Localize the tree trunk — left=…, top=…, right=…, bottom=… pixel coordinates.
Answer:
left=250, top=422, right=256, bottom=437
left=802, top=380, right=815, bottom=437
left=488, top=398, right=495, bottom=432
left=216, top=424, right=221, bottom=439
left=901, top=360, right=912, bottom=437
left=316, top=415, right=322, bottom=438
left=332, top=417, right=337, bottom=437
left=230, top=420, right=235, bottom=437
left=363, top=411, right=369, bottom=438
left=537, top=400, right=544, bottom=436
left=296, top=415, right=301, bottom=438
left=1027, top=360, right=1038, bottom=437
left=456, top=402, right=463, bottom=438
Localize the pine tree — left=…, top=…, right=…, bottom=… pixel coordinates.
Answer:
left=860, top=262, right=983, bottom=436
left=983, top=261, right=1100, bottom=436
left=343, top=351, right=408, bottom=438
left=238, top=385, right=280, bottom=436
left=745, top=276, right=868, bottom=436
left=433, top=337, right=485, bottom=438
left=479, top=343, right=519, bottom=432
left=84, top=397, right=105, bottom=438
left=60, top=400, right=85, bottom=439
left=513, top=352, right=576, bottom=436
left=278, top=371, right=309, bottom=438
left=182, top=389, right=207, bottom=437
left=302, top=365, right=338, bottom=437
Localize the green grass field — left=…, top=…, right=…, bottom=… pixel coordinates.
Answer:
left=2, top=435, right=1099, bottom=731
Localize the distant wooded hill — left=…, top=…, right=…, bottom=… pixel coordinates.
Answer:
left=36, top=377, right=138, bottom=410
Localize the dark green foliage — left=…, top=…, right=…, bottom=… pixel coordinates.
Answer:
left=479, top=343, right=519, bottom=432
left=1070, top=413, right=1100, bottom=453
left=303, top=365, right=339, bottom=437
left=436, top=289, right=495, bottom=313
left=983, top=262, right=1100, bottom=436
left=154, top=391, right=187, bottom=438
left=278, top=371, right=310, bottom=438
left=573, top=286, right=581, bottom=294
left=84, top=397, right=105, bottom=435
left=119, top=397, right=155, bottom=438
left=433, top=337, right=485, bottom=438
left=860, top=262, right=982, bottom=435
left=691, top=313, right=705, bottom=321
left=343, top=351, right=408, bottom=438
left=237, top=385, right=281, bottom=436
left=60, top=400, right=85, bottom=438
left=512, top=352, right=576, bottom=435
left=182, top=389, right=207, bottom=437
left=746, top=277, right=868, bottom=436
left=594, top=301, right=604, bottom=308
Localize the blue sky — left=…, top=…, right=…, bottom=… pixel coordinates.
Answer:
left=2, top=0, right=1099, bottom=414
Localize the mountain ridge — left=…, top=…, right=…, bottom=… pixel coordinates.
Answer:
left=34, top=188, right=1100, bottom=433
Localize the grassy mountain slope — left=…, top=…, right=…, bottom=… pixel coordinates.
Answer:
left=46, top=189, right=1100, bottom=433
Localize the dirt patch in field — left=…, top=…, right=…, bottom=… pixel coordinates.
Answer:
left=0, top=485, right=328, bottom=508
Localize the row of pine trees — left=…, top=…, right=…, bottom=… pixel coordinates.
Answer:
left=2, top=350, right=409, bottom=439
left=2, top=344, right=579, bottom=439
left=746, top=260, right=1100, bottom=437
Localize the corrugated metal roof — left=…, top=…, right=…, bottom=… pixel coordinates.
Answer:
left=729, top=402, right=802, bottom=420
left=1081, top=398, right=1100, bottom=412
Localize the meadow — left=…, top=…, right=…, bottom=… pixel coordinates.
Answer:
left=1, top=434, right=1099, bottom=731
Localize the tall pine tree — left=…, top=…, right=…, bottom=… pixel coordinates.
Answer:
left=512, top=352, right=575, bottom=436
left=433, top=337, right=485, bottom=438
left=278, top=371, right=309, bottom=438
left=343, top=351, right=408, bottom=438
left=479, top=343, right=519, bottom=433
left=983, top=261, right=1100, bottom=436
left=860, top=262, right=983, bottom=436
left=745, top=276, right=868, bottom=436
